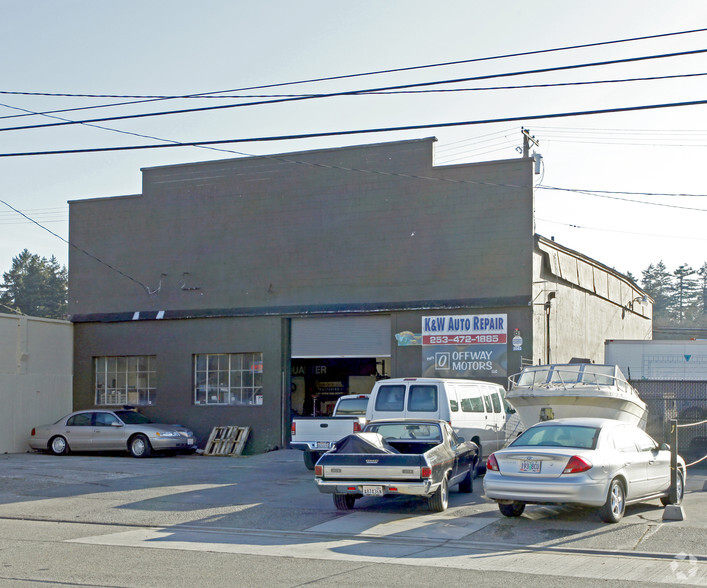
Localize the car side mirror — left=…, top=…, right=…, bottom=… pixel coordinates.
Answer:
left=660, top=443, right=670, bottom=451
left=458, top=437, right=465, bottom=443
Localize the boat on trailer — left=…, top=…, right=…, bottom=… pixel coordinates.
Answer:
left=506, top=363, right=648, bottom=429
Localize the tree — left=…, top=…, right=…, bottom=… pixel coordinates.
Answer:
left=640, top=261, right=672, bottom=325
left=0, top=249, right=67, bottom=319
left=671, top=264, right=699, bottom=323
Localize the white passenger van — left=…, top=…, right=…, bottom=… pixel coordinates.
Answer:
left=365, top=377, right=515, bottom=458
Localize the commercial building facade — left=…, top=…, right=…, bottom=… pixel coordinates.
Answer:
left=68, top=138, right=651, bottom=453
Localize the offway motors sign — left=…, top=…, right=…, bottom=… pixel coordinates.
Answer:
left=421, top=314, right=508, bottom=378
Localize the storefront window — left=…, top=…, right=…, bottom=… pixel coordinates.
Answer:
left=194, top=352, right=263, bottom=406
left=94, top=355, right=156, bottom=405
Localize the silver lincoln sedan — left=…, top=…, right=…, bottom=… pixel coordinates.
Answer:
left=483, top=418, right=686, bottom=523
left=29, top=409, right=197, bottom=458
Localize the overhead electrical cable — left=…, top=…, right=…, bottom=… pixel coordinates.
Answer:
left=0, top=198, right=154, bottom=294
left=536, top=217, right=707, bottom=241
left=537, top=185, right=707, bottom=198
left=2, top=26, right=705, bottom=120
left=2, top=48, right=707, bottom=133
left=2, top=98, right=706, bottom=158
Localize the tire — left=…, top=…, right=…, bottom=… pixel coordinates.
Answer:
left=303, top=451, right=320, bottom=471
left=459, top=462, right=475, bottom=493
left=333, top=494, right=356, bottom=510
left=498, top=501, right=525, bottom=517
left=49, top=436, right=69, bottom=456
left=429, top=476, right=449, bottom=512
left=599, top=478, right=625, bottom=523
left=661, top=470, right=685, bottom=506
left=129, top=434, right=152, bottom=458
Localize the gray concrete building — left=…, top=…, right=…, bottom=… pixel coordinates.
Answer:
left=68, top=137, right=651, bottom=453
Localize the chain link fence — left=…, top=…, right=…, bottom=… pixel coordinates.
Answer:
left=633, top=380, right=707, bottom=466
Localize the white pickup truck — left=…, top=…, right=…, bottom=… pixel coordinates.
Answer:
left=290, top=394, right=369, bottom=469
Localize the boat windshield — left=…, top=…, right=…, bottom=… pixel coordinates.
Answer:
left=517, top=367, right=552, bottom=386
left=550, top=365, right=581, bottom=384
left=580, top=365, right=616, bottom=386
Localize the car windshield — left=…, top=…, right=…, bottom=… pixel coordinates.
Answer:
left=114, top=410, right=153, bottom=425
left=365, top=422, right=442, bottom=442
left=511, top=424, right=600, bottom=449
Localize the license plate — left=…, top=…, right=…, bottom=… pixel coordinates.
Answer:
left=362, top=485, right=384, bottom=496
left=520, top=460, right=541, bottom=473
left=316, top=441, right=331, bottom=449
left=187, top=438, right=193, bottom=444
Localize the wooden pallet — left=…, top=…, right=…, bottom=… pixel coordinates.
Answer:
left=202, top=426, right=250, bottom=456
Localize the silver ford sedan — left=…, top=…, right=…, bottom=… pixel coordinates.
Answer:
left=483, top=418, right=686, bottom=523
left=29, top=409, right=197, bottom=458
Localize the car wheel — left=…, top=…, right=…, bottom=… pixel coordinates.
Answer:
left=498, top=501, right=525, bottom=517
left=333, top=494, right=356, bottom=510
left=459, top=462, right=475, bottom=493
left=599, top=478, right=625, bottom=523
left=429, top=476, right=449, bottom=512
left=129, top=434, right=152, bottom=458
left=661, top=470, right=685, bottom=506
left=303, top=451, right=320, bottom=471
left=49, top=435, right=69, bottom=456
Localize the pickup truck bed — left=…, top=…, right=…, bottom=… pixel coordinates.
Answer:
left=314, top=420, right=479, bottom=512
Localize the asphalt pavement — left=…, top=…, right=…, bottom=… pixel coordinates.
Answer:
left=0, top=449, right=705, bottom=585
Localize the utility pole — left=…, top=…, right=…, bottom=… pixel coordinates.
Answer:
left=521, top=127, right=539, bottom=158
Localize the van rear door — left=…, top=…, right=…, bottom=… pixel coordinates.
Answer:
left=404, top=384, right=440, bottom=420
left=370, top=383, right=407, bottom=420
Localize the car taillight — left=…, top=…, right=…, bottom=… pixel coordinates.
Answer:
left=421, top=466, right=432, bottom=478
left=291, top=421, right=296, bottom=435
left=315, top=465, right=323, bottom=477
left=562, top=456, right=593, bottom=474
left=353, top=422, right=362, bottom=432
left=486, top=453, right=499, bottom=471
left=31, top=428, right=36, bottom=436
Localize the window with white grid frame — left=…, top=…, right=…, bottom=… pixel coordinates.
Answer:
left=94, top=355, right=156, bottom=406
left=194, top=352, right=263, bottom=405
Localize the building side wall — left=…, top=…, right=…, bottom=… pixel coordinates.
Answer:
left=0, top=315, right=73, bottom=453
left=530, top=245, right=652, bottom=365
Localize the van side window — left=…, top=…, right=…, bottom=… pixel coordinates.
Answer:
left=491, top=392, right=501, bottom=413
left=461, top=396, right=484, bottom=412
left=448, top=386, right=459, bottom=412
left=483, top=395, right=493, bottom=413
left=374, top=385, right=405, bottom=411
left=408, top=385, right=438, bottom=412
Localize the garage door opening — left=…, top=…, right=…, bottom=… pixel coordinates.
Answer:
left=290, top=316, right=392, bottom=417
left=291, top=357, right=389, bottom=417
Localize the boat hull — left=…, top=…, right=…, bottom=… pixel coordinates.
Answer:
left=507, top=391, right=648, bottom=429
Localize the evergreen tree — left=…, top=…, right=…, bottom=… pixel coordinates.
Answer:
left=0, top=249, right=68, bottom=319
left=671, top=264, right=699, bottom=323
left=640, top=261, right=672, bottom=324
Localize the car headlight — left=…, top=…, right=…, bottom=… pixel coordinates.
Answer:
left=155, top=431, right=181, bottom=438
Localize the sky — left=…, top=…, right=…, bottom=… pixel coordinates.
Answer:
left=1, top=1, right=706, bottom=285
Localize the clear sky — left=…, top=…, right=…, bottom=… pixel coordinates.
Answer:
left=1, top=1, right=706, bottom=284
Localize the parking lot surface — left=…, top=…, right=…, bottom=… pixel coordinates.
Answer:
left=0, top=449, right=705, bottom=585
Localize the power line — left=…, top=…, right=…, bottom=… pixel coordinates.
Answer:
left=0, top=199, right=153, bottom=294
left=536, top=217, right=707, bottom=241
left=1, top=71, right=705, bottom=122
left=3, top=48, right=707, bottom=134
left=3, top=26, right=706, bottom=121
left=538, top=185, right=707, bottom=198
left=2, top=99, right=706, bottom=158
